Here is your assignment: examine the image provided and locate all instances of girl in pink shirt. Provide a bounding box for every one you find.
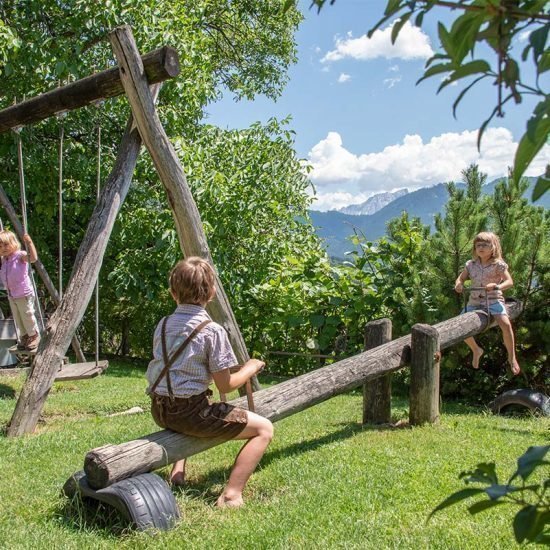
[454,232,520,376]
[0,230,40,351]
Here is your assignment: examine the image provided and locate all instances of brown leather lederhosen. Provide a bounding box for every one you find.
[149,316,248,439]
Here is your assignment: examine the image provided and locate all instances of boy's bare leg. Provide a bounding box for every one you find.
[464,336,483,369]
[495,315,520,375]
[170,459,186,486]
[216,412,273,508]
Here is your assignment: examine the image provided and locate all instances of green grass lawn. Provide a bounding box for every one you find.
[0,359,548,549]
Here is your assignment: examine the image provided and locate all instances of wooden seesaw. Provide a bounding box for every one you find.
[64,300,522,531]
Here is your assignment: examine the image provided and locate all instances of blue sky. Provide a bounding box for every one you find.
[207,0,549,211]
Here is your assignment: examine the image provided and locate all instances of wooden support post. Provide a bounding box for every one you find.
[362,318,392,424]
[109,26,259,391]
[409,324,440,426]
[0,47,179,133]
[0,184,86,363]
[7,116,143,436]
[83,301,522,489]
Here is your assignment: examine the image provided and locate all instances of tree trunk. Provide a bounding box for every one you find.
[0,184,86,363]
[84,302,521,488]
[109,26,259,392]
[362,318,392,424]
[7,116,143,436]
[121,318,130,356]
[0,47,179,133]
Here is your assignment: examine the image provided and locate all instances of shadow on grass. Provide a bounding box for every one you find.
[57,494,133,538]
[0,383,15,399]
[173,420,410,505]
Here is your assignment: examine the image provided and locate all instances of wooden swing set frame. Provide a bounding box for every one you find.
[1,26,257,437]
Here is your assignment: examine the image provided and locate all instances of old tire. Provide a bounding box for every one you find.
[490,389,550,417]
[64,471,180,531]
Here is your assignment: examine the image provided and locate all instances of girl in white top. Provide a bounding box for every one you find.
[454,232,520,375]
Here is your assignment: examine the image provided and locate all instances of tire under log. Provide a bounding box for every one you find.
[84,301,522,489]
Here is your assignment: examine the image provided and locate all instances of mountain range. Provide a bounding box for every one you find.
[310,177,549,259]
[336,189,409,215]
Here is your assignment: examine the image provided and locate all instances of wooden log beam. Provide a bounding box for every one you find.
[0,184,86,363]
[84,301,522,488]
[7,114,145,436]
[0,47,179,133]
[108,26,259,392]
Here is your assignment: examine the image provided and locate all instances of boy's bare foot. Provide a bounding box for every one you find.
[216,494,244,508]
[508,359,521,376]
[472,348,483,369]
[169,472,185,486]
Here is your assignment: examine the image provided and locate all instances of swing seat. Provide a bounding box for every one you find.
[4,357,108,382]
[55,360,109,382]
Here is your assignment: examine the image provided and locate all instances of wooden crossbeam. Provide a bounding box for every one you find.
[0,46,179,133]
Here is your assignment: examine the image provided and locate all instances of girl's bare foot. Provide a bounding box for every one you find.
[472,347,483,369]
[508,359,521,376]
[169,471,185,486]
[216,494,244,508]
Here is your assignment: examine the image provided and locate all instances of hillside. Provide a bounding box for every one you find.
[310,178,549,259]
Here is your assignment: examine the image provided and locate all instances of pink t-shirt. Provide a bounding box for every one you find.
[0,251,34,299]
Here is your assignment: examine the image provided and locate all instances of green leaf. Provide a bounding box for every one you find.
[532,174,550,202]
[513,103,550,185]
[428,488,484,520]
[282,0,295,13]
[384,0,402,16]
[310,314,325,327]
[417,62,454,85]
[528,24,549,61]
[391,13,411,45]
[513,445,550,482]
[438,60,491,93]
[538,51,550,74]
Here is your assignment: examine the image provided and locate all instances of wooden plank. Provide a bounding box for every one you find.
[0,360,108,382]
[84,301,522,489]
[55,360,109,381]
[109,26,259,392]
[0,47,179,133]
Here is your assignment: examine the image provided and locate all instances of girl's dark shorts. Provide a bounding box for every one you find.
[150,389,248,440]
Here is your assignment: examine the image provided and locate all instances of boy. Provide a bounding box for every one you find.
[146,257,273,507]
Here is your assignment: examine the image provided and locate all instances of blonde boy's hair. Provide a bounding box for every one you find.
[169,257,216,305]
[472,231,502,261]
[0,230,21,252]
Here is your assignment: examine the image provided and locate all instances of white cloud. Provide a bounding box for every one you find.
[337,73,351,83]
[389,64,400,72]
[383,76,401,88]
[322,22,434,63]
[307,129,550,209]
[518,30,531,43]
